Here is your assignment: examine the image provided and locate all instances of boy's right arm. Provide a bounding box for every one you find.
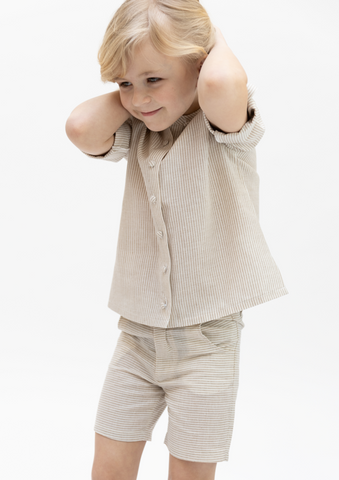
[65,89,130,156]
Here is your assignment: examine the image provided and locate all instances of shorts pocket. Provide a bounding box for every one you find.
[198,314,242,352]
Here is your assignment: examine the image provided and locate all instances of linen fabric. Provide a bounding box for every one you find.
[83,82,288,328]
[94,311,244,463]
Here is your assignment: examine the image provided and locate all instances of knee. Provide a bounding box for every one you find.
[91,467,112,480]
[92,469,120,480]
[92,462,138,480]
[92,464,119,480]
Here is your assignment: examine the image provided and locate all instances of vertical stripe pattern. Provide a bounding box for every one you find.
[94,311,244,463]
[83,82,288,328]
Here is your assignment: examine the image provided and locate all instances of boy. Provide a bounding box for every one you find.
[65,1,288,479]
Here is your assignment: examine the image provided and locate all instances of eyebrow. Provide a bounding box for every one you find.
[115,70,163,81]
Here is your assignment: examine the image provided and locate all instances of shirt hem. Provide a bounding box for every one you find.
[106,286,289,328]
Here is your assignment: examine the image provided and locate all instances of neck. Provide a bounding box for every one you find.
[184,90,200,115]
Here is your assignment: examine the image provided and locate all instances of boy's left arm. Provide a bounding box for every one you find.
[198,26,249,134]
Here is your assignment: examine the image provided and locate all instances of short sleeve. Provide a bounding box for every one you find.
[82,117,132,162]
[202,82,266,152]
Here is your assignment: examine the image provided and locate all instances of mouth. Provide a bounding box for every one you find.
[141,108,162,116]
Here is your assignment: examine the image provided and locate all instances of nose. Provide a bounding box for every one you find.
[132,88,151,108]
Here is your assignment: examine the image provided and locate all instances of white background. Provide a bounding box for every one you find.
[1,0,338,479]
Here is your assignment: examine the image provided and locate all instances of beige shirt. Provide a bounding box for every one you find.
[83,82,288,328]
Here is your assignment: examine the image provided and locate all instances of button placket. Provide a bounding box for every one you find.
[145,131,172,319]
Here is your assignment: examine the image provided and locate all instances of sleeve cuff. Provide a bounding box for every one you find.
[202,82,266,152]
[82,117,132,161]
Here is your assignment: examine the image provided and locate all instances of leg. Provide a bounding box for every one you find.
[92,433,146,480]
[92,325,167,479]
[162,314,244,467]
[168,453,217,480]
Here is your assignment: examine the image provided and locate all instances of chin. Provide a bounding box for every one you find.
[146,125,165,132]
[142,117,172,132]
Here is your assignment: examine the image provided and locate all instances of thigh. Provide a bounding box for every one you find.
[163,312,244,464]
[94,329,167,442]
[92,433,146,480]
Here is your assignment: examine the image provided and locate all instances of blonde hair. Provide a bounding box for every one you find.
[97,0,216,83]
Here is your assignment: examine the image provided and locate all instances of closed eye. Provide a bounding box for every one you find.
[119,78,162,88]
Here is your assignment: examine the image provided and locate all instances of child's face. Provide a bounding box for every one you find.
[116,38,205,131]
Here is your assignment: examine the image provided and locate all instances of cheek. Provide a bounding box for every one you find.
[169,80,193,101]
[119,91,131,108]
[182,76,196,95]
[160,85,182,104]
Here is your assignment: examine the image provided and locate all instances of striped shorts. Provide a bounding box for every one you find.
[94,311,245,463]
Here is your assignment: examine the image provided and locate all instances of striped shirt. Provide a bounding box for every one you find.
[83,82,288,328]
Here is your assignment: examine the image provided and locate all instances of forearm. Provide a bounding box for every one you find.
[198,26,248,90]
[65,89,130,148]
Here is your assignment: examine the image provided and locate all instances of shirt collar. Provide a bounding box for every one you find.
[169,109,201,142]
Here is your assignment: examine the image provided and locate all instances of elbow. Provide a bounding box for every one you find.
[65,116,84,142]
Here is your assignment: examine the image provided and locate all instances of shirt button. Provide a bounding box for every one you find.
[156,230,163,238]
[149,160,155,168]
[163,140,169,146]
[161,298,167,309]
[162,265,167,273]
[150,195,156,204]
